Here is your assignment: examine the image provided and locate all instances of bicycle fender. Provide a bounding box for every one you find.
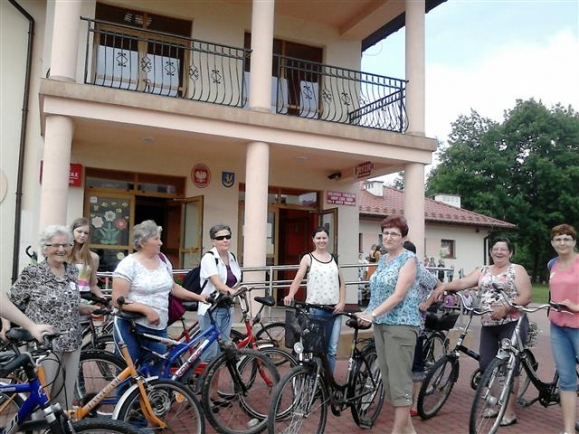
[110,376,160,419]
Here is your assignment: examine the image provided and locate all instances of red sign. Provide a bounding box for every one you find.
[39,162,83,187]
[326,191,356,206]
[354,161,373,179]
[191,163,211,188]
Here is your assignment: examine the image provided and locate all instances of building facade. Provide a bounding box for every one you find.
[2,0,444,304]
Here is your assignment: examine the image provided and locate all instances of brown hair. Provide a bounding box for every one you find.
[69,217,93,267]
[380,215,409,237]
[550,224,577,240]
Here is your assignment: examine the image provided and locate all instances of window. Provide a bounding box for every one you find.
[440,240,455,259]
[93,3,191,96]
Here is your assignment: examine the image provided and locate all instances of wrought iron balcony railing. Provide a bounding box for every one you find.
[82,18,407,132]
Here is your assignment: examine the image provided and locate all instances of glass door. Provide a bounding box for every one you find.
[180,195,204,268]
[318,207,338,255]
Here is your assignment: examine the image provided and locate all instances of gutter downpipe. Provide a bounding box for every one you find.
[9,0,35,284]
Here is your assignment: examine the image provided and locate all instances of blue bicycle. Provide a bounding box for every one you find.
[0,334,140,434]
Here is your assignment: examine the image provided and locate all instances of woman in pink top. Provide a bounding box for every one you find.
[548,224,579,434]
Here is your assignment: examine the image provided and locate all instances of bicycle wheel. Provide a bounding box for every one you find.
[516,349,537,406]
[417,355,459,419]
[255,321,286,348]
[82,334,116,354]
[267,365,328,434]
[258,346,297,374]
[75,350,126,414]
[469,357,513,434]
[201,348,279,434]
[68,417,142,434]
[0,392,30,434]
[115,378,204,433]
[350,345,384,428]
[423,332,447,369]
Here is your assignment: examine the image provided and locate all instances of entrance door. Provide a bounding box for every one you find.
[318,208,338,256]
[180,196,204,268]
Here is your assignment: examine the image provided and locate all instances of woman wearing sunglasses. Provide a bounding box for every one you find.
[198,224,242,410]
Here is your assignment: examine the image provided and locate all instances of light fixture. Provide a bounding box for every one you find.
[142,136,154,145]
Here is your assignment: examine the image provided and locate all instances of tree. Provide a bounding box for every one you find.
[426,99,579,281]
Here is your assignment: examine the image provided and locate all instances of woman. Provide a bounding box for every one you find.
[197,224,242,408]
[433,236,532,426]
[547,224,579,434]
[112,220,207,376]
[284,226,346,373]
[357,215,421,434]
[69,217,104,299]
[3,225,90,409]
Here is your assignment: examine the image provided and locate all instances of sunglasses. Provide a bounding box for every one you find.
[213,235,232,241]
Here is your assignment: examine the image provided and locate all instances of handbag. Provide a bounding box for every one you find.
[168,294,186,325]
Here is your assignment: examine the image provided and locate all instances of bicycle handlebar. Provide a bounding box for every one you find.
[453,291,494,316]
[491,283,573,315]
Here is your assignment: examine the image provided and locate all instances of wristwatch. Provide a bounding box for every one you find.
[371,311,377,319]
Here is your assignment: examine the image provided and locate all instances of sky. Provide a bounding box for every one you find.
[362,0,579,157]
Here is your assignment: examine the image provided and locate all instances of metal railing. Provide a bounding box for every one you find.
[81,18,408,133]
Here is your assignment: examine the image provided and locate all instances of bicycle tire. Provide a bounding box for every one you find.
[68,417,142,434]
[349,345,384,428]
[255,321,286,348]
[267,364,328,434]
[0,391,32,434]
[115,377,204,433]
[469,357,513,434]
[75,350,126,415]
[417,355,459,419]
[257,346,297,373]
[82,334,116,354]
[516,349,537,405]
[423,332,447,369]
[201,348,279,434]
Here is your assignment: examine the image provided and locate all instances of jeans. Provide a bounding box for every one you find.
[550,322,579,391]
[199,307,233,362]
[113,317,167,377]
[310,308,341,373]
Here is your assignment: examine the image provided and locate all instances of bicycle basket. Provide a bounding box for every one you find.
[525,320,539,348]
[284,310,330,355]
[424,312,459,331]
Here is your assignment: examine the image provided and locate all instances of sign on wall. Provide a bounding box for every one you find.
[354,161,373,179]
[326,191,356,206]
[39,162,83,187]
[191,163,211,188]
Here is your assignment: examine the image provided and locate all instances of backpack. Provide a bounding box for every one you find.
[182,251,239,294]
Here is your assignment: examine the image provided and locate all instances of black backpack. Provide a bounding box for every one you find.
[181,251,239,294]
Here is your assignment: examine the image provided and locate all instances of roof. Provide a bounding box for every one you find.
[359,186,517,229]
[362,0,448,51]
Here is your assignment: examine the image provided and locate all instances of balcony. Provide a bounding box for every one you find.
[82,18,408,133]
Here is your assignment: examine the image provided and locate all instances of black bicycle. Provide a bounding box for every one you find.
[417,291,493,419]
[267,302,384,433]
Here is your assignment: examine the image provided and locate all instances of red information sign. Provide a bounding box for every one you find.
[39,162,83,187]
[191,163,211,188]
[354,161,373,179]
[326,191,356,206]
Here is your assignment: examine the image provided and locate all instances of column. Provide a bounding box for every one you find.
[38,115,74,231]
[405,0,425,135]
[49,0,82,81]
[244,0,274,309]
[405,163,425,258]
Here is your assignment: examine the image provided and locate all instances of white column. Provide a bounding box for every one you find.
[49,0,82,81]
[248,0,275,112]
[38,115,74,231]
[405,0,425,135]
[404,163,425,258]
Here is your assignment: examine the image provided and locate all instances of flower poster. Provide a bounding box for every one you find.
[88,196,130,247]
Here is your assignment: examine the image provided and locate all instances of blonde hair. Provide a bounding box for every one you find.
[69,217,92,268]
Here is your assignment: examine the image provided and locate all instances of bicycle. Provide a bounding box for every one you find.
[422,306,460,369]
[469,286,578,434]
[267,301,384,434]
[417,291,494,419]
[0,333,141,434]
[116,289,281,434]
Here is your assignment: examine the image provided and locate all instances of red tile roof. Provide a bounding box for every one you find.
[359,186,516,229]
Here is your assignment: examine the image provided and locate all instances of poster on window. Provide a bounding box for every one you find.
[88,196,130,246]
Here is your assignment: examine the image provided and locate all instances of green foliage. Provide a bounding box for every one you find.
[427,99,579,282]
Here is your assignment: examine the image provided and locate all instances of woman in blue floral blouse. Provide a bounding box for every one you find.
[357,215,421,434]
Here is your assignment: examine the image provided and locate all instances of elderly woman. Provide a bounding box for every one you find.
[197,224,242,410]
[2,225,89,409]
[433,236,532,426]
[112,220,207,376]
[357,215,421,434]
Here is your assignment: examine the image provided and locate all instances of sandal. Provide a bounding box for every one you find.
[499,415,517,427]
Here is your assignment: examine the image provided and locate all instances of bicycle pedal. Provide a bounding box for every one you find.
[330,404,341,417]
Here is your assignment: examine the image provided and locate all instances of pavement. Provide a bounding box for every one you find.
[203,305,573,434]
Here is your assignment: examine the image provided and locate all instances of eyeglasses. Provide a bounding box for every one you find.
[213,235,232,241]
[383,231,402,238]
[46,243,73,249]
[552,236,575,243]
